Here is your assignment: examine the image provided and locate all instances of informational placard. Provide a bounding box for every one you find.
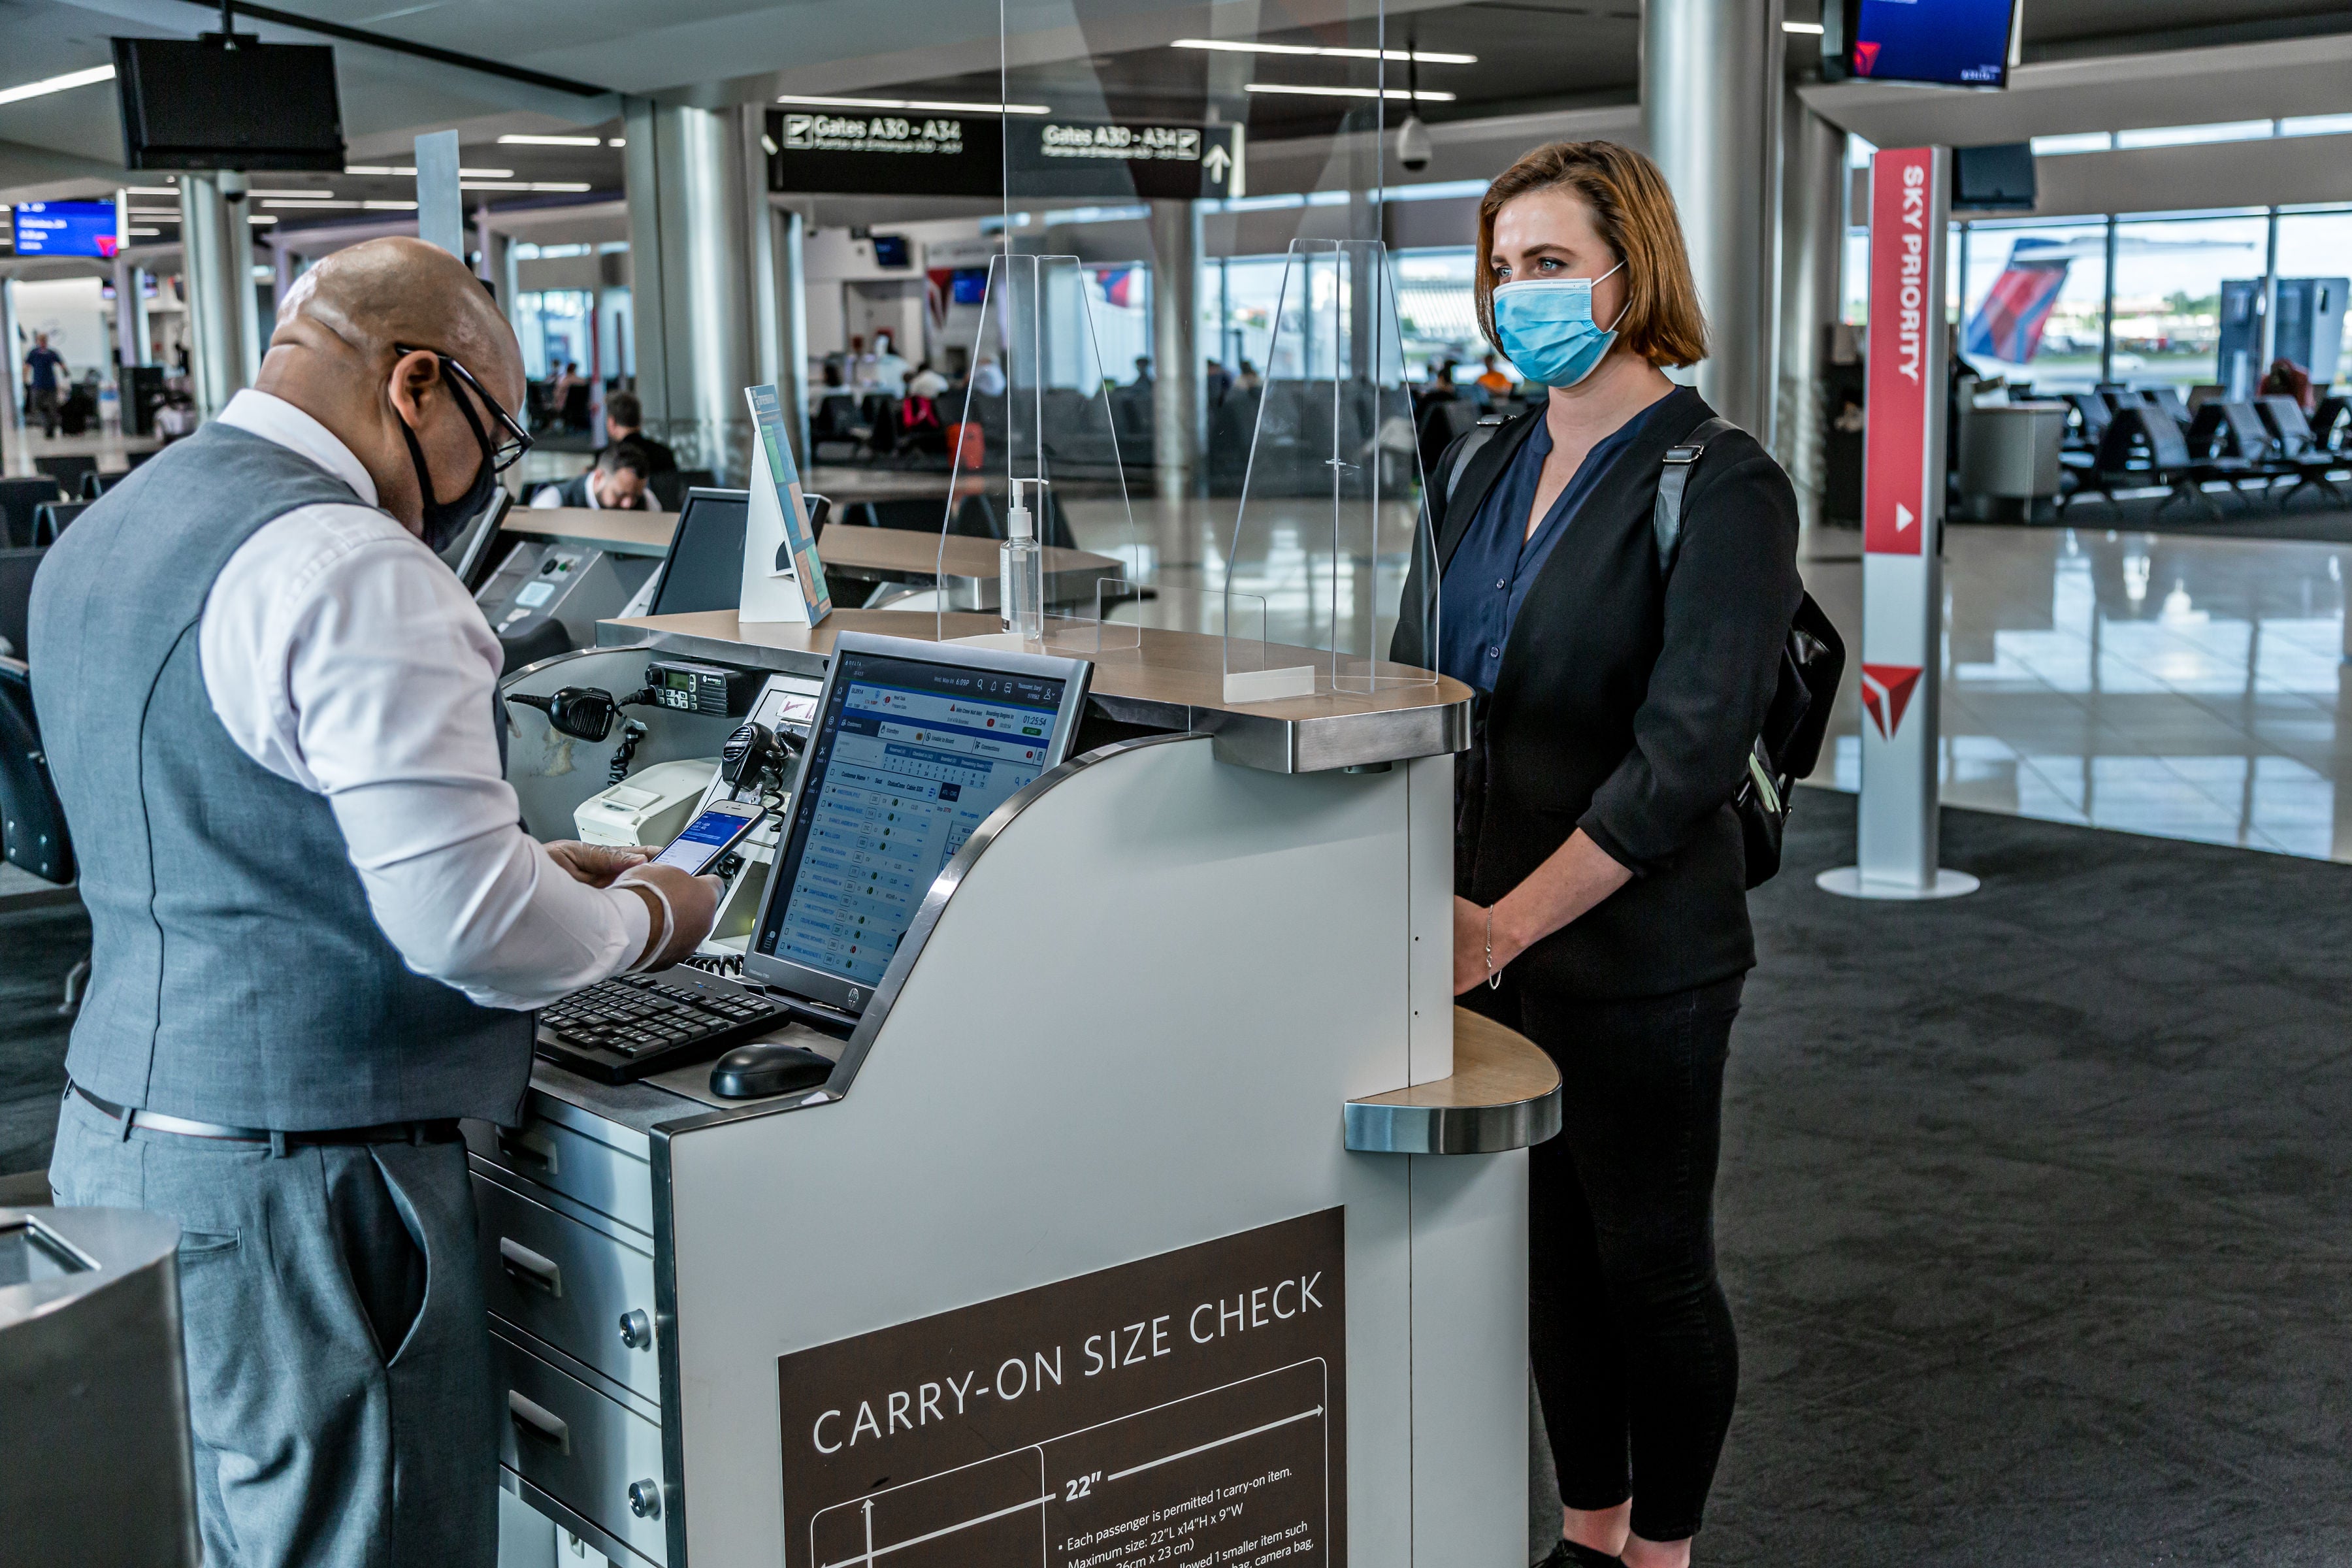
[777,1209,1345,1568]
[1819,144,1978,902]
[742,384,830,626]
[766,111,1241,201]
[768,110,1004,197]
[12,199,122,259]
[1005,120,1243,201]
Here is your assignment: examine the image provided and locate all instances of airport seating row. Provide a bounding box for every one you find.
[2058,387,2351,518]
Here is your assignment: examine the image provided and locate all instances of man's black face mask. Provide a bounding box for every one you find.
[397,363,499,553]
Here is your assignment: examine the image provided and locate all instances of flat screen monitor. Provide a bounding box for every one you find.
[1952,142,2036,211]
[112,36,346,171]
[1848,0,2016,88]
[950,267,990,306]
[12,201,120,259]
[647,487,749,617]
[871,233,911,269]
[745,632,1093,1019]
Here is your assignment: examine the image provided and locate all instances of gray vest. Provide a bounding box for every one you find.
[29,421,532,1130]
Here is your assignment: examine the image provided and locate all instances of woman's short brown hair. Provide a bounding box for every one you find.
[1475,140,1707,369]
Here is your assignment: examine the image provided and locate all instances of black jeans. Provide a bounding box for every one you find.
[1471,972,1744,1543]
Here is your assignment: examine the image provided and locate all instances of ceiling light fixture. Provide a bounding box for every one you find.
[1782,19,1825,33]
[774,93,1051,116]
[247,214,277,224]
[343,165,514,178]
[459,180,594,191]
[263,199,362,208]
[363,199,419,210]
[125,185,178,196]
[608,137,625,147]
[0,63,116,109]
[1175,39,1476,64]
[1243,83,1456,101]
[127,227,159,237]
[497,133,604,146]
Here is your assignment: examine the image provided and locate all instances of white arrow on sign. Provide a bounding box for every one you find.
[1895,502,1914,532]
[1203,143,1232,184]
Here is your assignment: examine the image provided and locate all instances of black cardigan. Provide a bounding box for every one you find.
[1392,389,1803,1001]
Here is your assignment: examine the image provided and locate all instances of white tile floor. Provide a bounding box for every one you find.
[1802,525,2352,862]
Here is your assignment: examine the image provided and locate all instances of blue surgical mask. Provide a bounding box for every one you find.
[1492,261,1627,389]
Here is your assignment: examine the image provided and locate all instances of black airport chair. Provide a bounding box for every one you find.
[31,501,88,546]
[2310,395,2350,453]
[80,470,126,500]
[0,547,42,664]
[0,477,63,549]
[2256,397,2351,510]
[2142,386,2193,429]
[33,454,97,495]
[2061,405,2223,521]
[0,656,73,886]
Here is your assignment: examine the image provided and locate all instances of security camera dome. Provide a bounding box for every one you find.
[1396,116,1433,173]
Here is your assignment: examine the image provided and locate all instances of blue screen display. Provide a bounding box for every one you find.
[1852,0,2014,88]
[12,201,120,259]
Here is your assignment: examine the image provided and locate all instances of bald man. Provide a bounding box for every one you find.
[31,237,719,1567]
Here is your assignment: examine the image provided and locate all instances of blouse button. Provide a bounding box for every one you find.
[1495,578,1508,590]
[1487,646,1501,659]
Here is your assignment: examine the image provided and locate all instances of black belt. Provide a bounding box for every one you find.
[71,1083,461,1148]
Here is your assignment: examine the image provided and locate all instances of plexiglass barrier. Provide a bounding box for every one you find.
[1220,237,1438,702]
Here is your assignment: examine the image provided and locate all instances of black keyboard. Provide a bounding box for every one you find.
[535,971,798,1084]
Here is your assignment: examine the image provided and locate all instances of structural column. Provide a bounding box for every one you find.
[179,174,258,420]
[623,99,761,483]
[1149,199,1202,499]
[1774,92,1846,526]
[1643,0,1783,436]
[0,279,24,474]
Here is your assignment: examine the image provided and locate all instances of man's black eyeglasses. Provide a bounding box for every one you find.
[393,343,533,473]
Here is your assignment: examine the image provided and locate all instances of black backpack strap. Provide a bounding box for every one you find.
[1653,416,1737,575]
[1445,415,1507,506]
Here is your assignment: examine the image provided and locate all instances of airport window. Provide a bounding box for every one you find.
[1390,248,1480,376]
[2272,208,2352,372]
[515,288,594,384]
[2108,214,2268,391]
[2115,120,2274,151]
[1955,220,2109,393]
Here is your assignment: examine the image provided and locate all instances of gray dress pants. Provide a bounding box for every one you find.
[49,1091,496,1568]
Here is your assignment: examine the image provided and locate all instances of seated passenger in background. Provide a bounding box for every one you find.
[533,442,660,512]
[907,360,949,399]
[1475,351,1516,400]
[2262,357,2316,414]
[596,391,678,474]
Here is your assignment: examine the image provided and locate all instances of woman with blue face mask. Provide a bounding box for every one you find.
[1391,141,1804,1568]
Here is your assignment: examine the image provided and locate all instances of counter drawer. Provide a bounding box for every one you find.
[472,1171,661,1403]
[464,1108,653,1235]
[491,1325,668,1567]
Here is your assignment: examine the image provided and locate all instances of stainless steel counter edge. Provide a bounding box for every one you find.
[1341,1079,1565,1155]
[602,621,1471,774]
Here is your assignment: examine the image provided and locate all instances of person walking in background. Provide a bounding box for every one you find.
[24,333,66,438]
[1394,140,1803,1568]
[1476,350,1516,401]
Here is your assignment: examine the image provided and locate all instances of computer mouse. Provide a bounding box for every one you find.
[710,1042,835,1100]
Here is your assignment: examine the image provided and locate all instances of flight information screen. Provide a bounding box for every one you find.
[756,648,1069,996]
[1851,0,2015,88]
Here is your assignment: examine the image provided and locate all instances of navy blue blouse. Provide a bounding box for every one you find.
[1435,389,1683,692]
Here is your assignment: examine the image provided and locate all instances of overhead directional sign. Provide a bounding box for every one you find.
[766,110,1242,201]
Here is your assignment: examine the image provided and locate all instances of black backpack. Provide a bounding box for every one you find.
[1441,414,1845,887]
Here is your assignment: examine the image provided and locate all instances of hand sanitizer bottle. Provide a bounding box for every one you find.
[1001,478,1044,639]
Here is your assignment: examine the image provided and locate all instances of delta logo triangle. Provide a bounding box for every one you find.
[1860,662,1923,740]
[1854,39,1881,74]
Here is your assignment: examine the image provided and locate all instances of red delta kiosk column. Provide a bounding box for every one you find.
[1818,144,1980,902]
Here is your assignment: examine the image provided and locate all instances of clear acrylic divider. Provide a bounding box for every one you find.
[939,252,1145,655]
[1220,237,1439,703]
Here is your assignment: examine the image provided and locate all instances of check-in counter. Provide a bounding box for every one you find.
[481,611,1559,1567]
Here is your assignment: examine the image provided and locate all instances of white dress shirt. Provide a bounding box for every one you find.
[201,389,647,1011]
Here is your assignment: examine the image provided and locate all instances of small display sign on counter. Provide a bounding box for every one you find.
[777,1209,1343,1568]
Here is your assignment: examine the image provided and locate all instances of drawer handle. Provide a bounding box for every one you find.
[628,1479,662,1520]
[496,1126,559,1175]
[508,1391,570,1455]
[498,1237,563,1297]
[617,1309,652,1350]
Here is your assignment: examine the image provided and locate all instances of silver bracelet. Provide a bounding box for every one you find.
[1484,906,1502,990]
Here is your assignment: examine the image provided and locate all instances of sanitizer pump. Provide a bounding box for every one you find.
[1000,478,1045,639]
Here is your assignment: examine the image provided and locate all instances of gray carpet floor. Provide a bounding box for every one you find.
[6,795,2351,1561]
[1709,787,2352,1564]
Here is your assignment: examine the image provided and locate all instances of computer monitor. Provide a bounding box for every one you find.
[743,632,1093,1020]
[647,487,749,617]
[438,486,510,592]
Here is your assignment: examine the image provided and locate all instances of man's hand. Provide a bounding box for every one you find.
[616,863,723,971]
[545,840,649,887]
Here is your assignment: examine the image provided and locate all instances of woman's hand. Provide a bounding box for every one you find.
[1454,896,1517,994]
[544,840,649,887]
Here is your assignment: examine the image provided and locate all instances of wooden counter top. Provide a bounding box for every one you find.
[506,506,674,555]
[1343,1008,1563,1154]
[596,609,1474,773]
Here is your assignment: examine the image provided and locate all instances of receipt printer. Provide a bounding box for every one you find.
[574,759,719,848]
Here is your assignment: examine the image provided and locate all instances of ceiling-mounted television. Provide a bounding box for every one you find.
[112,35,346,171]
[12,200,122,259]
[1952,142,2036,211]
[1824,0,2020,89]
